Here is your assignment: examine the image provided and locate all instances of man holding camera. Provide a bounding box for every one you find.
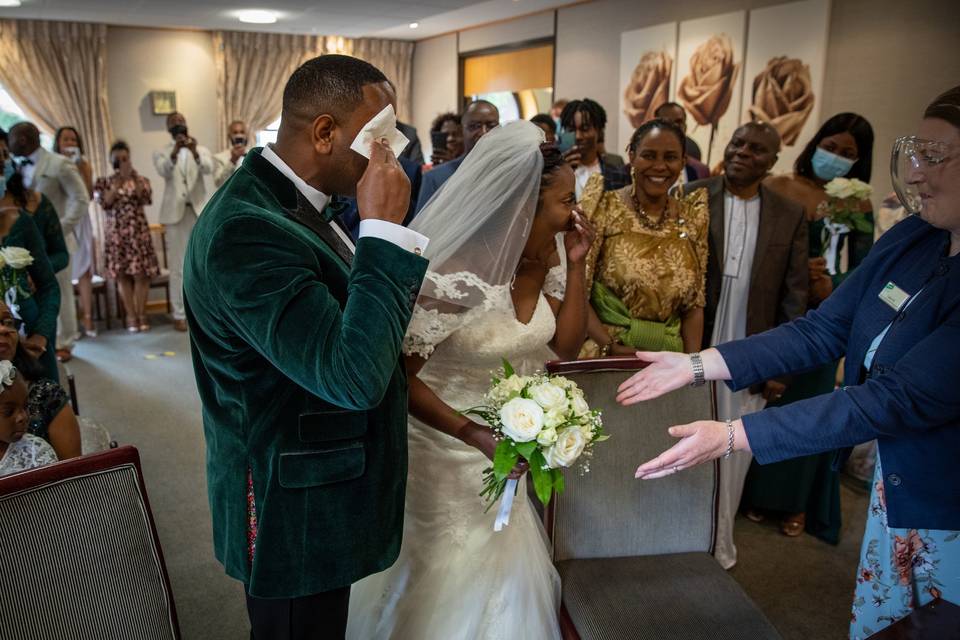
[153,112,213,332]
[214,120,249,188]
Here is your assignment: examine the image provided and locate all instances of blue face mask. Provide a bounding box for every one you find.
[0,159,14,199]
[811,147,856,181]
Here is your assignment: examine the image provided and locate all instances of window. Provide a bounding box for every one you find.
[0,84,53,149]
[256,116,281,147]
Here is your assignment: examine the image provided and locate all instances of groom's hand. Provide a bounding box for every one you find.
[356,139,411,225]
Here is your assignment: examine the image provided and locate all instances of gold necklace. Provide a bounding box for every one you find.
[631,188,669,231]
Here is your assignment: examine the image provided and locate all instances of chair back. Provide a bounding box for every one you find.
[0,446,180,639]
[547,358,718,562]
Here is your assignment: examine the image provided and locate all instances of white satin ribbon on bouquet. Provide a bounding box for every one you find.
[493,478,519,532]
[4,288,23,335]
[821,219,850,276]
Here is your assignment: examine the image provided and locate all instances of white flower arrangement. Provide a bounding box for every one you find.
[0,247,34,301]
[0,247,34,270]
[0,360,17,388]
[463,359,608,512]
[823,177,872,201]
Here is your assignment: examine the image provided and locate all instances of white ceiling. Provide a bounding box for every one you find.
[0,0,573,40]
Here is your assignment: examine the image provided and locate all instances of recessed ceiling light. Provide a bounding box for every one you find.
[409,22,420,29]
[237,9,277,24]
[0,0,23,7]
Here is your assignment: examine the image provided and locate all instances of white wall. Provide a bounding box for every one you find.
[106,26,220,222]
[458,12,554,54]
[412,33,459,160]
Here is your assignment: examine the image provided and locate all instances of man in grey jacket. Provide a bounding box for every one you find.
[9,122,89,358]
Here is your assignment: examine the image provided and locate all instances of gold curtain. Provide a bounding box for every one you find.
[0,19,115,274]
[0,20,114,178]
[212,31,414,148]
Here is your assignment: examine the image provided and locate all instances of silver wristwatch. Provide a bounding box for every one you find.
[690,352,706,387]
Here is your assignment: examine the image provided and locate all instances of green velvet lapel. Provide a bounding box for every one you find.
[242,147,353,266]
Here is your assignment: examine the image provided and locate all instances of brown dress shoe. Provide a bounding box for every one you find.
[173,319,188,332]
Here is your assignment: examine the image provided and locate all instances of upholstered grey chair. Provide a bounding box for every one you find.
[0,446,180,639]
[546,358,780,640]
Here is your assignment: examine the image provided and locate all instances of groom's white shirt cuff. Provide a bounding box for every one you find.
[262,144,428,256]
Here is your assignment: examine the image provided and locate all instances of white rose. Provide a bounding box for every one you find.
[499,397,544,443]
[578,423,595,441]
[571,393,590,418]
[544,427,587,468]
[490,374,527,403]
[848,178,873,200]
[537,427,558,446]
[543,408,566,429]
[0,360,15,388]
[529,382,568,412]
[551,376,577,391]
[0,247,33,269]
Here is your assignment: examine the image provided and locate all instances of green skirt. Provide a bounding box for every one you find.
[740,361,842,544]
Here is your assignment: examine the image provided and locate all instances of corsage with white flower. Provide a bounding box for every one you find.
[0,360,17,388]
[462,360,608,531]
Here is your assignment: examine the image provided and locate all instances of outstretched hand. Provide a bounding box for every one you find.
[616,351,694,405]
[634,420,744,479]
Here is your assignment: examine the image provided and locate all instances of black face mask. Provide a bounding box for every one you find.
[168,124,188,139]
[112,158,121,170]
[231,136,247,146]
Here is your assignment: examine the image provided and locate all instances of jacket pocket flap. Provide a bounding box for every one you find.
[298,410,367,443]
[279,444,365,489]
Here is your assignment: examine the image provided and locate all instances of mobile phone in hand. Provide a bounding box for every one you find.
[557,129,576,154]
[430,130,447,153]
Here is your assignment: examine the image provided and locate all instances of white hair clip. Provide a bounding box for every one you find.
[0,360,17,388]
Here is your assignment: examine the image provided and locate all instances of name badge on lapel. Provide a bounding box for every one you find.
[878,282,910,312]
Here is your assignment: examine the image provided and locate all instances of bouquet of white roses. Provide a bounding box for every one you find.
[816,177,873,275]
[462,360,607,530]
[0,247,34,299]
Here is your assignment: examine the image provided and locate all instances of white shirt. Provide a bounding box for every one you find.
[17,148,42,188]
[574,160,601,200]
[261,144,428,255]
[711,191,762,420]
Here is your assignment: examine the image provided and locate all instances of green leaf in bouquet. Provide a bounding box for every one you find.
[852,215,874,234]
[493,439,519,482]
[552,468,565,495]
[593,434,611,443]
[514,440,538,460]
[501,358,515,379]
[529,449,554,506]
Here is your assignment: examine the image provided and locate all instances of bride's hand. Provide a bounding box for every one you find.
[616,351,694,405]
[458,422,529,479]
[564,207,595,266]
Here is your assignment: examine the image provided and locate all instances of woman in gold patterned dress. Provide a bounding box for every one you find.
[581,119,709,357]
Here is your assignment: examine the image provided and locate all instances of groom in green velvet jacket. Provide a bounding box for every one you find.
[184,56,428,638]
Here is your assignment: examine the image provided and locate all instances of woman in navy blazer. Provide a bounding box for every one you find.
[618,86,960,638]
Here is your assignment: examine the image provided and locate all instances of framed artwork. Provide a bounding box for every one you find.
[150,91,177,116]
[742,0,832,172]
[675,10,748,167]
[618,22,678,156]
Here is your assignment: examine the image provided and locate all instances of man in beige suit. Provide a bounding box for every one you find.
[152,112,213,331]
[9,122,90,359]
[213,120,248,187]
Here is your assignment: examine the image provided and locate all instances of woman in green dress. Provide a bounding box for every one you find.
[744,113,875,540]
[0,142,61,382]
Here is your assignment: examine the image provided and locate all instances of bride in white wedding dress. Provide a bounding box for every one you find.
[347,121,594,639]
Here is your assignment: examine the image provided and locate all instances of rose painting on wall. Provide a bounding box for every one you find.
[618,22,679,156]
[675,11,747,166]
[742,0,831,173]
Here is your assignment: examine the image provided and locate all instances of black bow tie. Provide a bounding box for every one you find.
[16,158,33,167]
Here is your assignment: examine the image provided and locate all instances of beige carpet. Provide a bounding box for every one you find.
[67,322,867,639]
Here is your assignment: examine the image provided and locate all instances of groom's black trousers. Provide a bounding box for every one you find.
[246,586,351,640]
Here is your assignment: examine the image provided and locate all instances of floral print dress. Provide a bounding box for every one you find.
[94,172,161,279]
[850,459,959,638]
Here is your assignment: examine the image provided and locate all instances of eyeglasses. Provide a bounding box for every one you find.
[0,317,22,332]
[893,136,957,168]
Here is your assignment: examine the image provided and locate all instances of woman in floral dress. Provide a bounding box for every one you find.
[94,141,160,332]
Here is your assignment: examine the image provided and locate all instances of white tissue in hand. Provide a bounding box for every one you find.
[349,104,409,159]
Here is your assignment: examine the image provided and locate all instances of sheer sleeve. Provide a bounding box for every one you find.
[542,233,567,301]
